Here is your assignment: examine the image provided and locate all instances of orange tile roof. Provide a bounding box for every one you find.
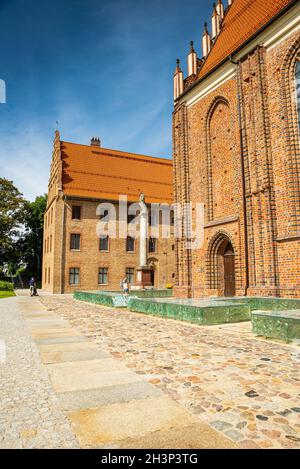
[198,0,295,80]
[60,141,173,204]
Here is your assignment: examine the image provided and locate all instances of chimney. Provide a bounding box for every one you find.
[211,3,220,39]
[173,59,184,101]
[216,0,224,20]
[228,0,233,6]
[187,41,197,76]
[90,137,101,147]
[202,23,212,58]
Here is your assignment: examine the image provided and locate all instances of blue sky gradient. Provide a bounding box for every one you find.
[0,0,213,200]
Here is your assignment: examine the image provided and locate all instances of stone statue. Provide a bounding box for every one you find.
[139,193,148,268]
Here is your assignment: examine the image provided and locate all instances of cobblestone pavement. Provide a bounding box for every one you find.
[1,293,235,449]
[39,295,300,449]
[0,296,79,448]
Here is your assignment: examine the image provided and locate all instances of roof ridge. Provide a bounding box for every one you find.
[180,0,296,97]
[60,140,171,164]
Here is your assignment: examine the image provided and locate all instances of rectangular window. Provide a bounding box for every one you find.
[170,210,175,226]
[70,234,81,250]
[99,236,109,251]
[149,237,157,253]
[126,236,135,252]
[98,267,108,285]
[126,268,135,284]
[69,268,80,285]
[72,206,81,220]
[149,211,159,227]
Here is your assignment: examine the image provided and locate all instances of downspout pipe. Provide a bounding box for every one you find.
[229,55,250,294]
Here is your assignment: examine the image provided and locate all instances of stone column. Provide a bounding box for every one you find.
[139,193,148,268]
[136,193,153,288]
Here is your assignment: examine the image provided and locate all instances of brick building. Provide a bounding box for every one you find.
[173,0,300,298]
[42,132,175,293]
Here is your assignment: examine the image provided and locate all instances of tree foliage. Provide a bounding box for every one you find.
[0,177,47,281]
[0,178,27,270]
[20,194,47,279]
[0,178,26,248]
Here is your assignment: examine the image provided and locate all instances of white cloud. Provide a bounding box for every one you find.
[0,125,51,201]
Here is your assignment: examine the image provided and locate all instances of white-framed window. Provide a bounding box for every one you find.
[148,237,157,253]
[99,236,109,251]
[98,267,108,285]
[126,236,135,252]
[126,267,135,284]
[69,268,80,285]
[70,233,81,250]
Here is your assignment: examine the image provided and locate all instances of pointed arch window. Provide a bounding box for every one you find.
[296,60,300,130]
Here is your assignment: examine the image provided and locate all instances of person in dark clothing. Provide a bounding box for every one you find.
[29,277,38,296]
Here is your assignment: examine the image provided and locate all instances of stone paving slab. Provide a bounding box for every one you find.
[47,359,142,393]
[58,381,163,412]
[26,319,69,328]
[31,328,82,339]
[40,348,109,364]
[67,396,200,448]
[21,312,58,319]
[116,422,236,449]
[37,341,101,353]
[35,336,88,345]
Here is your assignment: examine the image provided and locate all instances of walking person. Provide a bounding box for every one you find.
[122,277,129,295]
[29,277,35,296]
[29,277,38,296]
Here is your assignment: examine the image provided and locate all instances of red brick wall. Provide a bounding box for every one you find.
[173,29,300,298]
[43,198,175,294]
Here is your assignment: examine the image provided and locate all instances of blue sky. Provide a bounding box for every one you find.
[0,0,213,200]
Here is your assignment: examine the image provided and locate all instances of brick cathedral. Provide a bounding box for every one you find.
[173,0,300,298]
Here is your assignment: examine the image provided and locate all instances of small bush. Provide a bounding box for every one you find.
[0,281,14,291]
[0,291,15,299]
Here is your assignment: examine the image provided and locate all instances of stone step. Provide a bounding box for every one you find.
[252,309,300,343]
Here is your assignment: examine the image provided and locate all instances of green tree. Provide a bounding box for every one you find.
[0,178,27,271]
[20,194,47,281]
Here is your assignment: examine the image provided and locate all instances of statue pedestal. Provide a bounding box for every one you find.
[136,267,153,289]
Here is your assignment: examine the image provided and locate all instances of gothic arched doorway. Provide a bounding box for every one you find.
[207,234,236,297]
[222,242,236,297]
[147,258,158,287]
